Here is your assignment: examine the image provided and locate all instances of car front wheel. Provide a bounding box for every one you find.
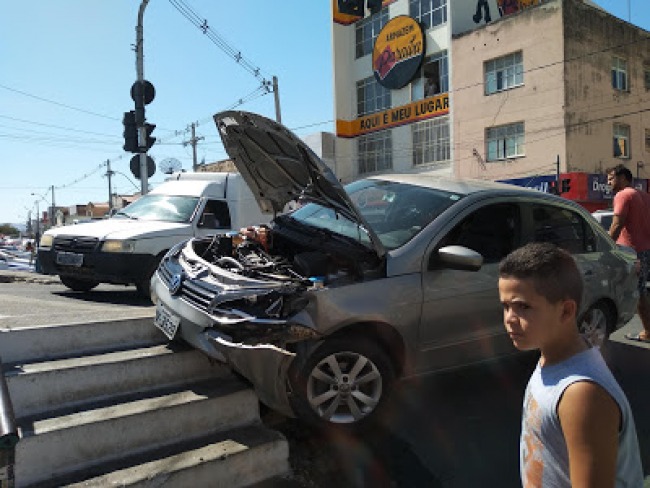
[579,301,615,348]
[290,337,395,430]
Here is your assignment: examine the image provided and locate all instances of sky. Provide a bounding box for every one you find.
[1,0,648,227]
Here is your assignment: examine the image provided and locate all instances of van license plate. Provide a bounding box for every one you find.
[155,302,180,340]
[56,252,83,267]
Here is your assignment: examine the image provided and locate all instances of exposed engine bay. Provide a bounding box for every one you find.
[179,224,384,344]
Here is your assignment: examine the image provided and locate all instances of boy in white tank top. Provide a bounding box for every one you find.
[498,242,643,487]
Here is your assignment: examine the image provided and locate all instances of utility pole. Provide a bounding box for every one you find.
[272,76,282,124]
[186,123,204,171]
[35,200,40,239]
[50,185,56,228]
[106,160,114,212]
[136,0,151,195]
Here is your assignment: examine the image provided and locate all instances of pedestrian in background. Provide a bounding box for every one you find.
[607,164,650,343]
[498,242,643,487]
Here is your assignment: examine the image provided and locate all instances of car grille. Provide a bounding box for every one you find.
[158,260,214,313]
[53,236,99,253]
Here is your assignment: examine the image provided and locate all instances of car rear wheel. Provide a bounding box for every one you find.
[579,301,615,348]
[290,337,395,430]
[59,276,99,292]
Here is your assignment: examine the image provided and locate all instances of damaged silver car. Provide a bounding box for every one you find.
[151,111,639,429]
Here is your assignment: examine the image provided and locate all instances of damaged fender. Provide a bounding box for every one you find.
[208,333,297,417]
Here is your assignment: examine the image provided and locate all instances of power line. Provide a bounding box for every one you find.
[0,114,119,138]
[0,83,120,121]
[168,0,271,86]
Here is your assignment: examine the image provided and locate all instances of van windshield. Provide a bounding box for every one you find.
[113,195,200,223]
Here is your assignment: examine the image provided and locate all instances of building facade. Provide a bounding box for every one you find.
[332,0,650,210]
[333,0,453,183]
[452,0,650,210]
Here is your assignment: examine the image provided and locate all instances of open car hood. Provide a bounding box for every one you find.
[213,111,386,258]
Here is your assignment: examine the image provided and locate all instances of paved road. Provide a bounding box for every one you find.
[0,271,153,329]
[1,270,648,486]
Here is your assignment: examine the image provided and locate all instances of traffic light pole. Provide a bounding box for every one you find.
[136,0,151,195]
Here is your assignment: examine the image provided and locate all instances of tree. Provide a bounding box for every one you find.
[0,224,20,236]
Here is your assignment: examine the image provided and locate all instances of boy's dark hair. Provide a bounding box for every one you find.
[499,242,583,309]
[607,164,633,182]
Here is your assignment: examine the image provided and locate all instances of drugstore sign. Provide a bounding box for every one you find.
[373,16,425,89]
[336,93,449,138]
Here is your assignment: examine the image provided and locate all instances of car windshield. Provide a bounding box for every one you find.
[289,179,463,250]
[113,195,199,223]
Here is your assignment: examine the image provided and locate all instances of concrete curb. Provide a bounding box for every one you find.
[0,270,59,284]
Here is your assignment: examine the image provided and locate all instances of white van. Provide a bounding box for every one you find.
[37,172,270,298]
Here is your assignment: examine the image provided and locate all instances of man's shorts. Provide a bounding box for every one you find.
[638,249,650,295]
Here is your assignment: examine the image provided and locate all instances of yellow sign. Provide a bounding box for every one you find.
[336,94,450,138]
[372,16,424,89]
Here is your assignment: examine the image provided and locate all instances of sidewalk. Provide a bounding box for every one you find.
[0,269,60,284]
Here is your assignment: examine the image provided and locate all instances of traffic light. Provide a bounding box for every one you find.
[548,180,559,195]
[143,123,156,151]
[122,111,138,153]
[561,178,571,194]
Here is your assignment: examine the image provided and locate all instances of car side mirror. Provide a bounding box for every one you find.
[198,213,218,229]
[433,245,483,271]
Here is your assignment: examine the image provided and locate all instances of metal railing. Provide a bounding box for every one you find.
[0,359,18,488]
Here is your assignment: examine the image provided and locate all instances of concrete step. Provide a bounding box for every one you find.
[55,425,289,488]
[15,377,261,487]
[0,317,163,364]
[7,343,229,418]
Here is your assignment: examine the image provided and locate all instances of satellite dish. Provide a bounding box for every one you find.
[159,158,182,175]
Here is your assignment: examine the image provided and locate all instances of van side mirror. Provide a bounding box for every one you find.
[198,213,218,228]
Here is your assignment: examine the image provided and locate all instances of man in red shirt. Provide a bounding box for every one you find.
[607,164,650,342]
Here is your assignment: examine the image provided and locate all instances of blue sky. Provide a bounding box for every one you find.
[0,0,648,226]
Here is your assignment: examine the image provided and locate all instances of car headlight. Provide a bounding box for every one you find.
[39,234,53,247]
[102,239,136,253]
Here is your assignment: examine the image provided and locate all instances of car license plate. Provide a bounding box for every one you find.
[154,301,181,340]
[56,251,84,267]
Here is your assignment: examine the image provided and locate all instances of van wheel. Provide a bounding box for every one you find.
[136,255,164,302]
[60,276,99,292]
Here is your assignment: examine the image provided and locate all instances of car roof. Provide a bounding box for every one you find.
[368,173,539,196]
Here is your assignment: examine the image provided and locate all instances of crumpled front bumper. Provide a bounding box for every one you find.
[151,270,302,417]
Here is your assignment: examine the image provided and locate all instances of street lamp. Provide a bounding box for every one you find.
[637,161,644,179]
[31,193,49,238]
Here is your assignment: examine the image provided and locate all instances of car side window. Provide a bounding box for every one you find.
[530,204,595,254]
[439,203,520,264]
[200,200,232,229]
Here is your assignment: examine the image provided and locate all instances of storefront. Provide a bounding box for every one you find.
[499,172,649,213]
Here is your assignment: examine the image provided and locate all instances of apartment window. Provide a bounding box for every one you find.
[613,124,630,158]
[612,57,628,91]
[486,122,525,161]
[358,130,392,174]
[355,9,389,59]
[410,0,447,30]
[412,51,449,99]
[412,117,450,165]
[485,52,523,95]
[357,76,391,117]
